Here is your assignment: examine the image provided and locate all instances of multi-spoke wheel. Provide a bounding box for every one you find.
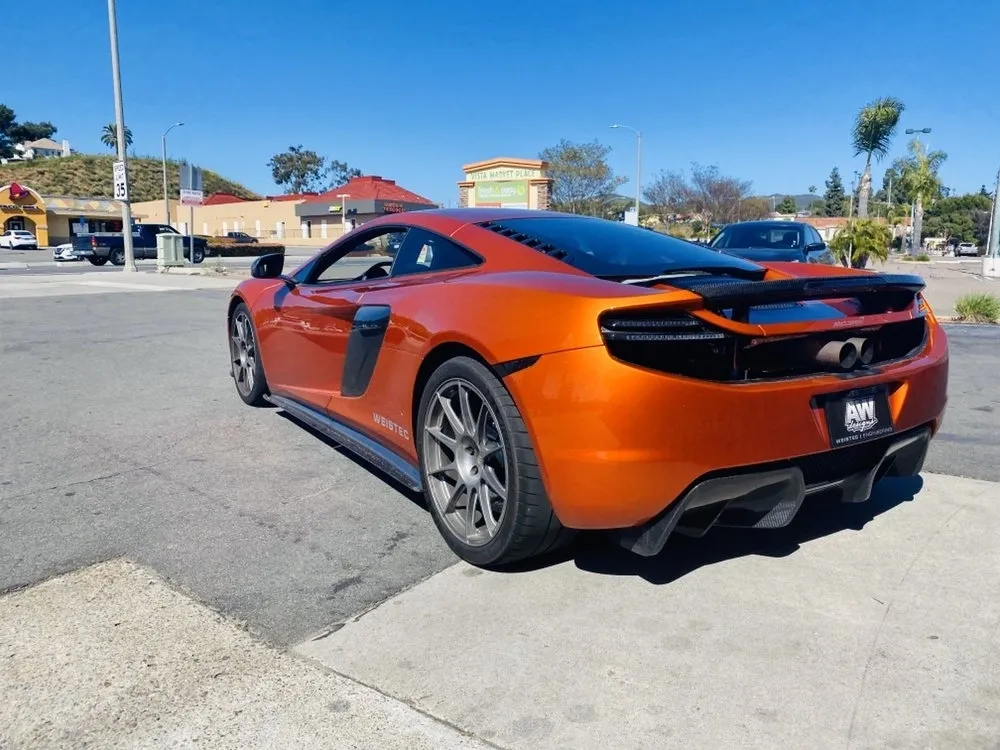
[229,302,268,406]
[417,356,575,567]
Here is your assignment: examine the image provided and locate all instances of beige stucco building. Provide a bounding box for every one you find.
[458,157,553,210]
[132,175,438,247]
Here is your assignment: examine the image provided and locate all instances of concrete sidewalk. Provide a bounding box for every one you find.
[0,560,492,750]
[298,472,1000,750]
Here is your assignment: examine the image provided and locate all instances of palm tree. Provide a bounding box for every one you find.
[100,122,133,153]
[897,138,947,254]
[852,96,905,219]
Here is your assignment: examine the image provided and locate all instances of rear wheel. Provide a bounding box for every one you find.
[229,303,268,406]
[417,356,575,567]
[110,248,125,266]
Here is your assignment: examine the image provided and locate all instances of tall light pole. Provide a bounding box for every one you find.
[610,124,642,223]
[161,121,184,227]
[106,0,136,272]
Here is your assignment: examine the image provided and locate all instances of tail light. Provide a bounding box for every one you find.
[599,310,737,380]
[91,236,97,248]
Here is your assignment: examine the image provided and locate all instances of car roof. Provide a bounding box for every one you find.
[359,207,578,236]
[721,220,809,230]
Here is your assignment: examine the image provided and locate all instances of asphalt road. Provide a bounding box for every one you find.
[0,288,996,647]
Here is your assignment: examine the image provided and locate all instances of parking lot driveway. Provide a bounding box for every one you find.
[0,290,458,644]
[299,472,1000,750]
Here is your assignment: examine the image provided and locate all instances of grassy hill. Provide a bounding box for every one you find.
[0,154,261,203]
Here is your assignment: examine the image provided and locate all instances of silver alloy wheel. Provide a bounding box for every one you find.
[230,311,257,397]
[422,378,509,547]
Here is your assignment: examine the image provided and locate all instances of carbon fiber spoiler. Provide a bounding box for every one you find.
[669,273,926,310]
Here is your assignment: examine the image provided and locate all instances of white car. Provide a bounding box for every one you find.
[0,229,38,249]
[53,243,81,261]
[953,242,978,257]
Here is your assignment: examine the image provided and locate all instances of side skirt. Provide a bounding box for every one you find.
[266,393,424,493]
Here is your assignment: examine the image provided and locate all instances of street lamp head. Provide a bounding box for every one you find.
[610,124,620,128]
[905,127,931,134]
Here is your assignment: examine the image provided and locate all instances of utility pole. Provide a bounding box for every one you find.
[981,166,1000,277]
[610,124,642,223]
[106,0,136,272]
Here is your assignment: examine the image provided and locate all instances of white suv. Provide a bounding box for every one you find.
[0,230,38,249]
[954,242,978,257]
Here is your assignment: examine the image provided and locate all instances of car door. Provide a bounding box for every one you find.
[263,226,409,412]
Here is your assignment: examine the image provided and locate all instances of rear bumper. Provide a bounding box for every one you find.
[503,321,948,530]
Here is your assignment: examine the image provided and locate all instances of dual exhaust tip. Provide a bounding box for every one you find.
[815,337,875,370]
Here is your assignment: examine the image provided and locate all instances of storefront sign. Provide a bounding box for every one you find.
[383,202,405,213]
[466,167,542,181]
[0,203,42,213]
[475,180,528,206]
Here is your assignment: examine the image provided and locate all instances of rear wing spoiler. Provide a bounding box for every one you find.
[669,273,925,311]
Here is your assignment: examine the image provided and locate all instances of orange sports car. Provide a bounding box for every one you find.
[227,209,948,567]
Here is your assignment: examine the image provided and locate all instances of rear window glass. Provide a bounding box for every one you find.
[480,216,760,278]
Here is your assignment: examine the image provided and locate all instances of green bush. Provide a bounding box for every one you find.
[206,242,285,257]
[954,293,1000,324]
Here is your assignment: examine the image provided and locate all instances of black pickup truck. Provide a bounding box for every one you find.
[72,223,207,266]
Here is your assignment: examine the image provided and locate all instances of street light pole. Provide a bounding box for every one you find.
[161,122,184,227]
[337,193,350,234]
[610,124,642,223]
[106,0,136,272]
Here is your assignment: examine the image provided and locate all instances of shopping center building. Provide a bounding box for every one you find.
[132,175,438,246]
[457,157,553,210]
[1,182,142,246]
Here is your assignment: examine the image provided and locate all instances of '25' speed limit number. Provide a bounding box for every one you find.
[113,161,129,201]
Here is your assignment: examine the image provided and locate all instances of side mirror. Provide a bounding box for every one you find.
[805,241,827,252]
[250,252,286,280]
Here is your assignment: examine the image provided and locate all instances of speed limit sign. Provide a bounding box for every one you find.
[113,161,129,201]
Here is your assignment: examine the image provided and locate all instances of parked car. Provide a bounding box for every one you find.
[71,223,206,266]
[709,220,835,264]
[0,229,38,249]
[52,243,82,261]
[226,208,947,568]
[953,242,978,257]
[225,231,258,244]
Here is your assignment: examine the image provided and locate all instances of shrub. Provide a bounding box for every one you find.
[829,219,891,268]
[206,242,285,257]
[954,292,1000,324]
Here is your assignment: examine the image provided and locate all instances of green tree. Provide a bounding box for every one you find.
[9,121,57,143]
[808,184,817,194]
[829,218,892,268]
[101,122,133,153]
[539,139,626,215]
[896,138,947,252]
[0,104,16,158]
[267,145,361,194]
[823,167,847,216]
[851,96,905,218]
[776,195,797,213]
[922,193,992,247]
[808,199,826,215]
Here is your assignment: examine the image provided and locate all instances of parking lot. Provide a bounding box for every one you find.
[2,278,999,748]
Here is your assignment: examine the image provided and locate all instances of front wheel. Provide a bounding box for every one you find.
[192,247,205,264]
[88,257,108,266]
[416,356,575,568]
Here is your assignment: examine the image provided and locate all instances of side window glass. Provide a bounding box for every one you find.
[391,229,480,277]
[311,228,409,283]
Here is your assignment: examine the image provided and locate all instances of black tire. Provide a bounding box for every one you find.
[416,356,575,568]
[229,302,269,406]
[192,247,205,264]
[88,257,108,266]
[110,248,125,266]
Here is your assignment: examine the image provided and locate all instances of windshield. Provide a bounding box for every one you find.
[711,224,804,250]
[480,216,762,278]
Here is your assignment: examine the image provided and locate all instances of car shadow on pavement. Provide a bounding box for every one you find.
[504,475,924,584]
[275,412,428,511]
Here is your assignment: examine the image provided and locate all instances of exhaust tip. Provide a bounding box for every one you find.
[816,340,858,370]
[847,337,874,366]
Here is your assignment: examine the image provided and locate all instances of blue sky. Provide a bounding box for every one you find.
[8,0,999,202]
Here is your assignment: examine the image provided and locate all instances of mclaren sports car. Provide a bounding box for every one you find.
[226,209,948,567]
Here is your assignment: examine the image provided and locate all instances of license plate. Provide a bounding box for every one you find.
[824,386,895,447]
